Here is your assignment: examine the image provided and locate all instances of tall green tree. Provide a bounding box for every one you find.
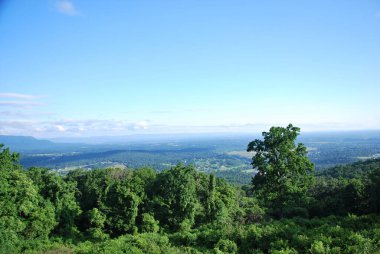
[0,144,21,172]
[27,167,81,237]
[0,145,56,252]
[247,124,314,217]
[103,172,141,235]
[206,173,216,222]
[153,164,198,231]
[368,168,380,213]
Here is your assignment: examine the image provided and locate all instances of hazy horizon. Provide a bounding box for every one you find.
[1,1,380,138]
[2,129,380,144]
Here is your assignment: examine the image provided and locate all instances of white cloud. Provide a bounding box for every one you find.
[0,118,379,138]
[55,0,78,16]
[0,92,43,108]
[0,119,154,138]
[133,120,150,130]
[55,125,67,132]
[0,111,27,117]
[0,101,42,108]
[0,93,40,99]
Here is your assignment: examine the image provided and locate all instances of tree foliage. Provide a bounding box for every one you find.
[247,124,314,217]
[0,125,380,253]
[0,145,56,252]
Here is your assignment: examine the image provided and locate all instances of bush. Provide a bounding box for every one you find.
[141,213,160,233]
[309,241,326,254]
[214,239,237,254]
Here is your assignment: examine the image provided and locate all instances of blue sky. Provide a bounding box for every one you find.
[1,0,380,138]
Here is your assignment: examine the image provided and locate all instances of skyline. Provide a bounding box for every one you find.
[1,1,380,138]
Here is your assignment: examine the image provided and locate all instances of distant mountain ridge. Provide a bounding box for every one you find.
[49,132,256,144]
[0,135,78,153]
[0,135,54,145]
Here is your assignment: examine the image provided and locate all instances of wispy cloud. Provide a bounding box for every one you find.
[0,93,40,99]
[55,0,79,16]
[0,92,44,109]
[0,118,378,138]
[0,101,43,108]
[0,111,54,118]
[0,119,154,137]
[150,110,171,114]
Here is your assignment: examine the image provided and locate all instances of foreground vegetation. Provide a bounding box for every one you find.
[1,125,380,253]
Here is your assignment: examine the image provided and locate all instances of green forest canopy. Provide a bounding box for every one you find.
[0,125,380,253]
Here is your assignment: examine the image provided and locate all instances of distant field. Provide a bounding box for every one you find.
[226,150,254,158]
[3,132,380,184]
[357,153,380,160]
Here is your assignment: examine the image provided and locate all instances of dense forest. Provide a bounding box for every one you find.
[1,125,380,253]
